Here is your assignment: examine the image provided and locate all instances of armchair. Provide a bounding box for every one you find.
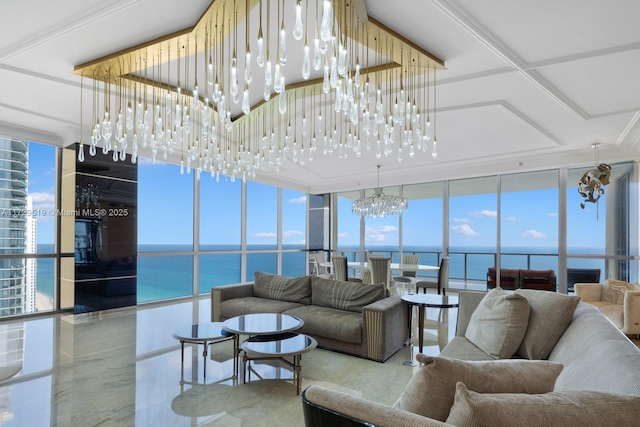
[575,280,640,336]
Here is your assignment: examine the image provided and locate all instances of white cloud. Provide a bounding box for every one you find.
[364,225,397,243]
[29,191,55,210]
[253,232,277,238]
[521,229,547,239]
[365,232,388,243]
[452,217,471,224]
[470,210,497,218]
[283,230,304,238]
[451,224,479,236]
[289,196,307,204]
[548,213,558,217]
[338,232,350,239]
[504,216,518,222]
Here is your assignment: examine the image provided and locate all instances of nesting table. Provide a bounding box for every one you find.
[401,294,459,354]
[172,322,234,379]
[222,313,316,394]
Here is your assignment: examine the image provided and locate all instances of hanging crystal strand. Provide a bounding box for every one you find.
[432,68,438,158]
[293,0,304,40]
[329,56,338,88]
[278,0,287,65]
[264,57,272,100]
[320,0,333,42]
[322,61,330,93]
[242,85,250,114]
[301,44,311,80]
[274,63,282,93]
[337,42,346,76]
[279,80,287,114]
[302,6,311,81]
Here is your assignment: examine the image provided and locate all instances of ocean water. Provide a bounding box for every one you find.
[34,244,607,304]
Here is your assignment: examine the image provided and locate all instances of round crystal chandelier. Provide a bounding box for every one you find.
[75,0,444,182]
[352,165,407,218]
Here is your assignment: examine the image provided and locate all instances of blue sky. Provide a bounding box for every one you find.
[338,185,606,250]
[28,141,607,251]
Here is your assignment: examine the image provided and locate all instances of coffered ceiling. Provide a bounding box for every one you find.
[1,0,638,194]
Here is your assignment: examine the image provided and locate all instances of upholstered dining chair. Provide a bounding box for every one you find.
[312,252,332,278]
[369,257,392,293]
[416,257,449,295]
[392,254,420,294]
[331,256,363,283]
[360,253,385,284]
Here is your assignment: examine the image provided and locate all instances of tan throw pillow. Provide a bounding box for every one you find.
[515,289,580,360]
[464,287,530,359]
[602,279,638,304]
[392,356,563,422]
[446,382,640,427]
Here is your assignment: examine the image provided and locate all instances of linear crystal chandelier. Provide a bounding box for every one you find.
[352,165,407,217]
[74,0,445,182]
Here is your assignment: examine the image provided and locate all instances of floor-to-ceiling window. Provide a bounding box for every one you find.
[363,186,401,262]
[449,176,498,283]
[567,161,638,283]
[137,161,194,302]
[199,176,242,294]
[281,189,307,277]
[246,181,278,279]
[402,182,443,279]
[500,170,559,276]
[336,191,361,261]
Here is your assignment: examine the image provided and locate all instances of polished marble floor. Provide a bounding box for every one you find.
[0,295,457,427]
[3,294,637,426]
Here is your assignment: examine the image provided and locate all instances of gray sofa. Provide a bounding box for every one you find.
[303,289,640,426]
[211,272,409,362]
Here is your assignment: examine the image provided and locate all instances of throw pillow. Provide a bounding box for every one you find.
[464,287,530,359]
[514,289,580,359]
[310,276,387,312]
[253,271,312,304]
[446,382,640,427]
[602,279,638,304]
[392,355,563,422]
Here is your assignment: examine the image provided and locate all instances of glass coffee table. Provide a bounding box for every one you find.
[401,294,459,358]
[241,332,317,395]
[172,322,234,379]
[222,313,304,376]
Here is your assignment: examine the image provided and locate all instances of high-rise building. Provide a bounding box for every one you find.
[0,137,29,316]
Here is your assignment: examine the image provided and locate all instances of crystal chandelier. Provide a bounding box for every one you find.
[352,165,407,218]
[76,182,101,209]
[74,0,444,182]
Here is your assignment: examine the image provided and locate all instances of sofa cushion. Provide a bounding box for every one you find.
[254,271,311,305]
[285,305,363,344]
[311,276,387,313]
[464,287,530,359]
[437,337,496,361]
[602,279,638,304]
[218,297,304,320]
[587,301,624,328]
[446,382,640,427]
[392,355,563,422]
[515,289,580,360]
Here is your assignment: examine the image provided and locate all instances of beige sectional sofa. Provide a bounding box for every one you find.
[575,279,640,336]
[302,288,640,426]
[211,272,409,362]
